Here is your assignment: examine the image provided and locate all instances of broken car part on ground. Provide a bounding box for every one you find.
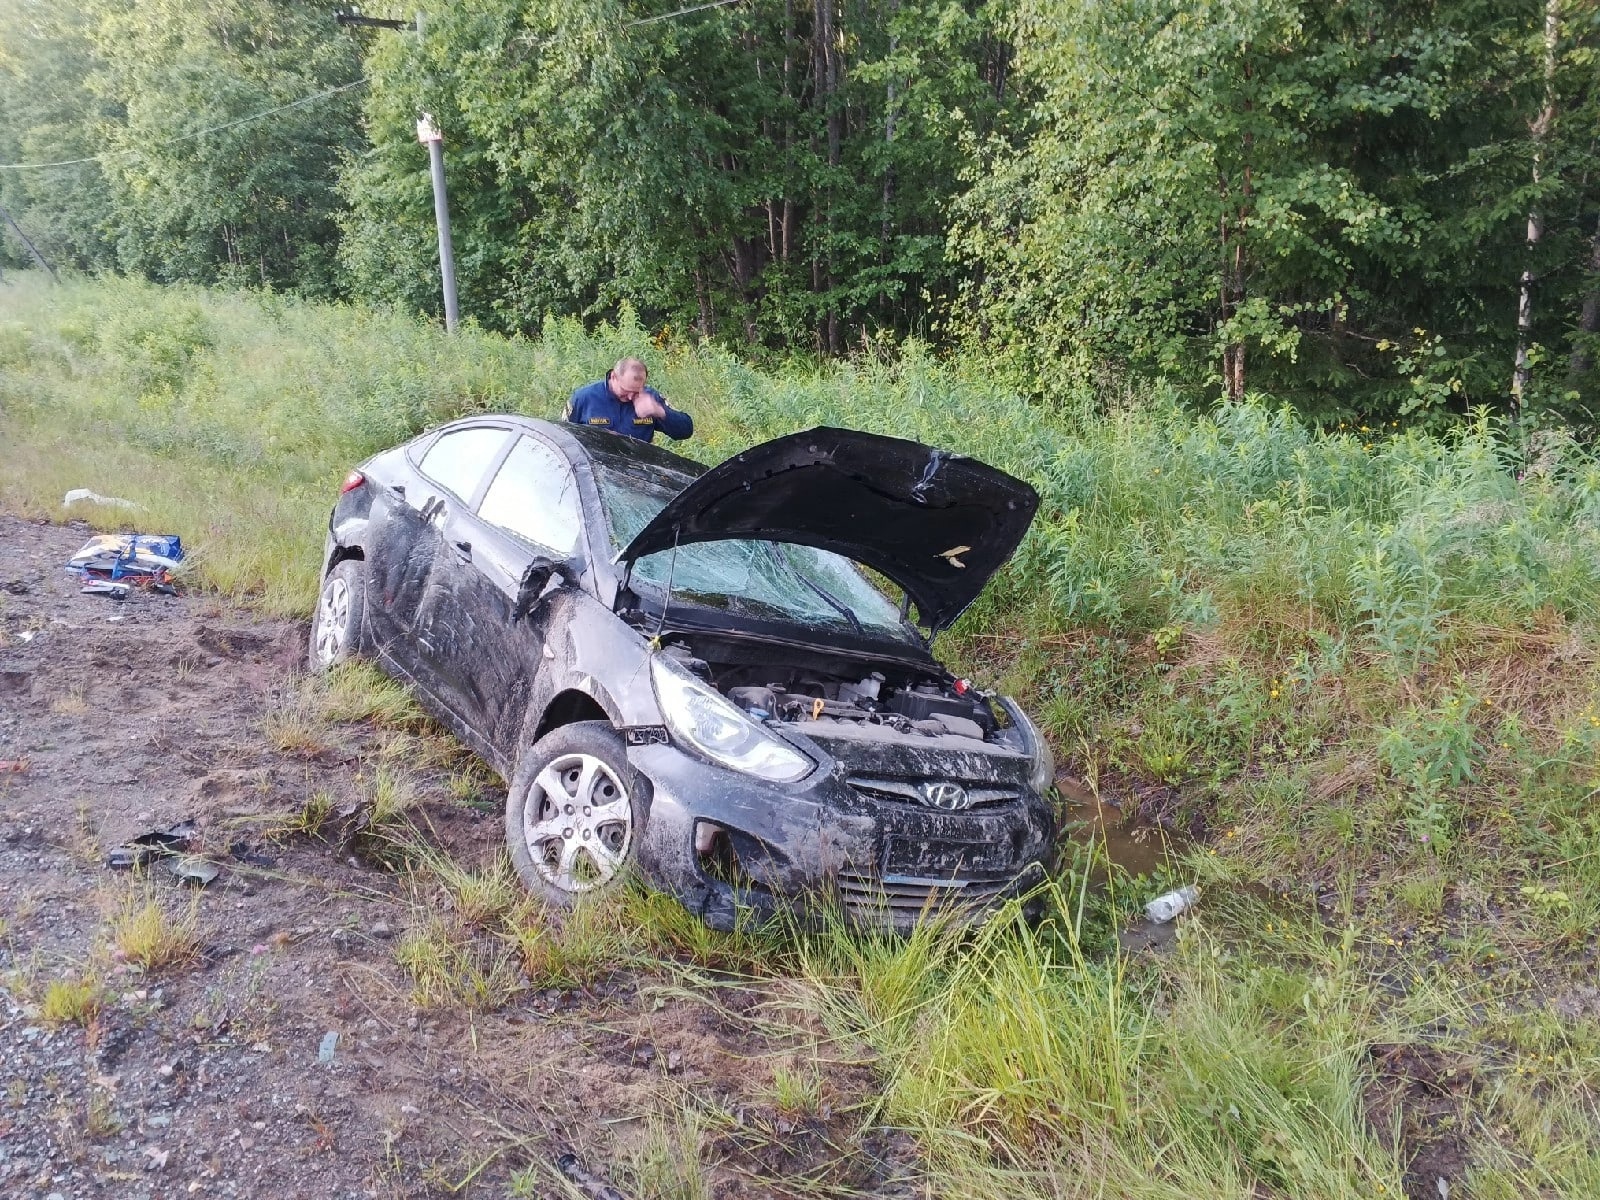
[309,419,1055,930]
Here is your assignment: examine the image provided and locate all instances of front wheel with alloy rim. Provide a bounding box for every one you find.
[505,721,643,906]
[308,559,366,672]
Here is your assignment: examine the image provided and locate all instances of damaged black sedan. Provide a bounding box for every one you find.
[310,417,1055,930]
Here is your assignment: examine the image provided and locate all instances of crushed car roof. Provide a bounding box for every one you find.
[616,427,1039,633]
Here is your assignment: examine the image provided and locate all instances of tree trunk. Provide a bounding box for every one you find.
[1219,208,1234,394]
[1224,342,1245,401]
[880,28,898,312]
[821,0,840,169]
[728,237,761,344]
[1570,213,1599,376]
[882,43,897,250]
[694,267,713,338]
[816,0,842,353]
[1219,200,1248,401]
[781,0,794,265]
[812,252,824,352]
[1230,159,1252,401]
[1511,0,1561,414]
[881,0,900,254]
[1219,72,1254,402]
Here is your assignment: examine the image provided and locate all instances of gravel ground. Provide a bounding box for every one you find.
[0,514,902,1199]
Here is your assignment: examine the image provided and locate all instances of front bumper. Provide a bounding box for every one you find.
[626,738,1055,933]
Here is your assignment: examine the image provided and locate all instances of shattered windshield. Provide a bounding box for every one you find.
[592,463,915,643]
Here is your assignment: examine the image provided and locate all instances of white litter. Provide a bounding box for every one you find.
[1144,885,1200,924]
[62,488,141,510]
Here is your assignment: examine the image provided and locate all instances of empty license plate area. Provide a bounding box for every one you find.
[882,834,1014,877]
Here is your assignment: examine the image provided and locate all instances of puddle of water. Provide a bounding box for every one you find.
[1116,914,1180,954]
[1056,774,1191,954]
[1056,774,1177,879]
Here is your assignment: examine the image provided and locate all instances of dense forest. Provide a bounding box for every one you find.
[2,0,1599,421]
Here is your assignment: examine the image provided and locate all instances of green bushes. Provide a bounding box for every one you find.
[7,274,1600,849]
[1019,407,1600,658]
[7,273,1600,1194]
[8,272,1596,656]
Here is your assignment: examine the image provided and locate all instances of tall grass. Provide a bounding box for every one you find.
[8,270,1600,897]
[791,879,1403,1198]
[7,273,1598,641]
[6,272,1600,1193]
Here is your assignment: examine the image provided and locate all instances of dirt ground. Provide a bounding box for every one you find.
[0,515,900,1199]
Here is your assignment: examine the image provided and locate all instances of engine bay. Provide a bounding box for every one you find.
[660,637,1004,744]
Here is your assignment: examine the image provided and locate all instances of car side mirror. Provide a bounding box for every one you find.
[513,556,569,621]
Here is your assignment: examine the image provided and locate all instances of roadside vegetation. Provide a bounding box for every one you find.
[5,272,1600,1195]
[6,0,1600,420]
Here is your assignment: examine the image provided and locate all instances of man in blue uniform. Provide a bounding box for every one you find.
[565,357,693,443]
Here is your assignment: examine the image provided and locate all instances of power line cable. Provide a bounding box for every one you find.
[626,0,743,27]
[0,77,369,173]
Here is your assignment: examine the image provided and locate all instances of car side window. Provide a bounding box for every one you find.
[477,436,582,554]
[417,427,510,502]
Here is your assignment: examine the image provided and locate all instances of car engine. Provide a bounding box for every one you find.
[660,641,1003,744]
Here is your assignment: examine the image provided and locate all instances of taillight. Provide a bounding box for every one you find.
[339,470,365,495]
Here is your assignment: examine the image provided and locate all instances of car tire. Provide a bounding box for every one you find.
[308,558,366,673]
[506,721,642,907]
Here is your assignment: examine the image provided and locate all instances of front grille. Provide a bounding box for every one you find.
[846,775,1019,811]
[836,870,1012,918]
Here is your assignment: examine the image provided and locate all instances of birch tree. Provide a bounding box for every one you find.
[1510,0,1561,414]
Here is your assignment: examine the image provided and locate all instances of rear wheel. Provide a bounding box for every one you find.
[308,559,366,672]
[505,721,641,906]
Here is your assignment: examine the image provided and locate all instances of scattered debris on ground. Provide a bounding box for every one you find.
[66,532,183,596]
[104,820,197,871]
[0,515,904,1197]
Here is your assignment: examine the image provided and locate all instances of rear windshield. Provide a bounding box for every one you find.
[593,462,915,644]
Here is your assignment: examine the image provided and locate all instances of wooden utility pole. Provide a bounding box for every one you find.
[337,11,458,331]
[416,113,460,333]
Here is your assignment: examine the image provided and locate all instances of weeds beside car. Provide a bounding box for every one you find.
[5,273,1600,1194]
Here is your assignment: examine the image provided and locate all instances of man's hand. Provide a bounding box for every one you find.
[632,392,667,421]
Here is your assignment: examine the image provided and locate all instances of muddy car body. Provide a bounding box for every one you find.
[311,416,1055,930]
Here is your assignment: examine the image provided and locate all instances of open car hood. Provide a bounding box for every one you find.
[616,428,1039,633]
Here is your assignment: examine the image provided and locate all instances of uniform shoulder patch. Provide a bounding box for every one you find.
[588,417,610,425]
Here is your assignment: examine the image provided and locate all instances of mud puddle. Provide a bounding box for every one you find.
[1057,775,1175,878]
[1056,774,1182,878]
[1055,773,1195,952]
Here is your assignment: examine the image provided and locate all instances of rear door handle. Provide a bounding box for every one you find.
[453,540,473,561]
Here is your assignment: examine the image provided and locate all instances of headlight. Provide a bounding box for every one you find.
[650,655,814,783]
[1000,697,1056,796]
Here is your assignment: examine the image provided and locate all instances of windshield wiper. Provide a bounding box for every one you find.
[772,544,863,635]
